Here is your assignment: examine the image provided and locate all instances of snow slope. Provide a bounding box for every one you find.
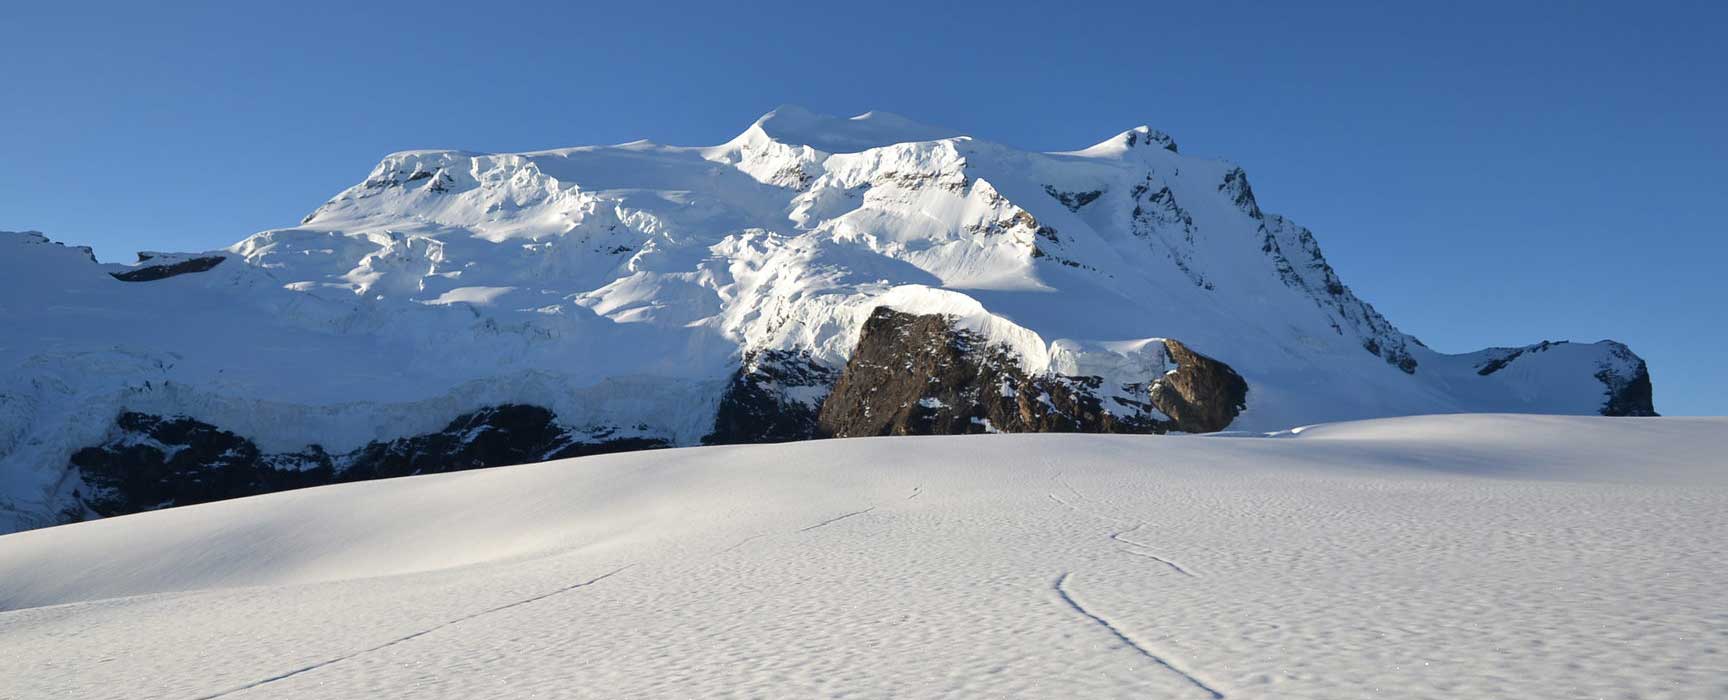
[0,106,1653,532]
[1,415,1722,699]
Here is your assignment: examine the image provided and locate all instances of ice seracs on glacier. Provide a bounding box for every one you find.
[0,106,1654,532]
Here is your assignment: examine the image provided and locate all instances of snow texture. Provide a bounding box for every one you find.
[0,414,1722,699]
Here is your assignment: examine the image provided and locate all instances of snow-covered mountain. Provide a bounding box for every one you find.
[0,106,1653,532]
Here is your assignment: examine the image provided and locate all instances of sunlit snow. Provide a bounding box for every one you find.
[1,415,1722,699]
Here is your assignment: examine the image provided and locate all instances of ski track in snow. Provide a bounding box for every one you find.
[797,507,875,532]
[720,533,770,553]
[189,565,632,700]
[1049,468,1198,577]
[1118,548,1197,577]
[1111,524,1197,577]
[1054,572,1226,699]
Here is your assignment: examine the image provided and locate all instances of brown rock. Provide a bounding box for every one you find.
[1148,339,1249,433]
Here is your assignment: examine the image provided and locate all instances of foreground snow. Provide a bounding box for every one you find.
[1,415,1723,699]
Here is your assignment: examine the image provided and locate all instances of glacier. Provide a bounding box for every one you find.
[0,106,1653,532]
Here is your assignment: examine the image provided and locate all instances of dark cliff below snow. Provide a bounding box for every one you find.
[69,406,665,521]
[62,308,1258,524]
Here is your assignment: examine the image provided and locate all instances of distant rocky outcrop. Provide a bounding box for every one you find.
[704,349,838,445]
[109,253,227,282]
[68,405,665,520]
[63,308,1253,523]
[815,308,1245,437]
[71,412,333,517]
[1597,346,1658,417]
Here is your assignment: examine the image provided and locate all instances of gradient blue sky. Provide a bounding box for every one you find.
[3,1,1723,414]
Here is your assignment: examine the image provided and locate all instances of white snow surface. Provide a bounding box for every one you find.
[0,414,1722,699]
[0,106,1650,531]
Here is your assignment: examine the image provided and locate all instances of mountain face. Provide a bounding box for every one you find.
[0,106,1653,532]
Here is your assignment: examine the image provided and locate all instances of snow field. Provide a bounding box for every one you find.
[1,414,1723,698]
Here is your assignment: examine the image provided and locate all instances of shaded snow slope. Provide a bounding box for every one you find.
[0,107,1653,532]
[1,415,1723,699]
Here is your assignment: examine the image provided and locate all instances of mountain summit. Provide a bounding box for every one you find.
[0,107,1653,532]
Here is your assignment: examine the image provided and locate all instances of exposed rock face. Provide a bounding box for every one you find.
[1120,126,1180,152]
[340,405,665,480]
[1258,217,1420,374]
[816,308,1245,437]
[63,312,1249,524]
[71,413,332,517]
[1475,340,1562,377]
[68,405,665,520]
[1598,349,1658,417]
[704,350,839,445]
[1149,340,1250,433]
[1043,185,1105,212]
[109,254,226,282]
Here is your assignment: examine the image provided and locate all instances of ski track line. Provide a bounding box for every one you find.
[1057,474,1091,504]
[1051,475,1198,578]
[1111,525,1196,577]
[1053,572,1225,700]
[721,533,771,553]
[189,565,634,700]
[797,507,875,533]
[1119,548,1196,577]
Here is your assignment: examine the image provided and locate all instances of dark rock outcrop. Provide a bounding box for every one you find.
[815,308,1246,438]
[1598,346,1658,417]
[69,404,666,519]
[1122,127,1179,153]
[110,254,226,282]
[1147,339,1250,433]
[71,413,332,516]
[704,350,838,445]
[340,405,664,480]
[1042,186,1104,212]
[1258,216,1420,374]
[1219,167,1263,219]
[1475,341,1558,376]
[61,313,1253,526]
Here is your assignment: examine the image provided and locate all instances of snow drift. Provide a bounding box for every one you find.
[0,415,1721,698]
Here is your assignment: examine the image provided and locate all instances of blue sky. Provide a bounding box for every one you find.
[3,1,1723,415]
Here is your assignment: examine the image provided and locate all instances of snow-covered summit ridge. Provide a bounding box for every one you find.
[269,105,1432,379]
[1067,124,1182,157]
[0,106,1654,533]
[732,104,966,154]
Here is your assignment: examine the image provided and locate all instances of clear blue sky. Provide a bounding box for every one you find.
[3,1,1723,415]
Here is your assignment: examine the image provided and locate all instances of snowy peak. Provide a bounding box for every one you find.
[0,108,1655,534]
[1070,124,1181,157]
[738,104,965,154]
